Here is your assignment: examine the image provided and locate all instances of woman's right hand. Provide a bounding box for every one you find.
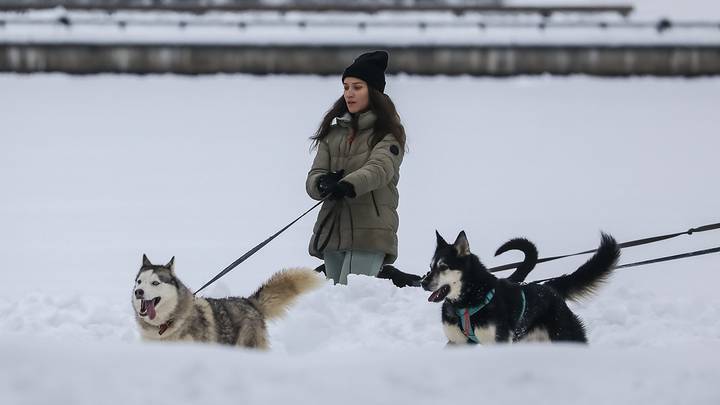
[317,170,345,197]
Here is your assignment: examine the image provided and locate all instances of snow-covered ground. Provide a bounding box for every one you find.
[1,74,719,404]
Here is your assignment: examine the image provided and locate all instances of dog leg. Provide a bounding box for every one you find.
[495,326,512,344]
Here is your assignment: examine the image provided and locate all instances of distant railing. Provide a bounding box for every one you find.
[0,2,635,17]
[1,14,716,34]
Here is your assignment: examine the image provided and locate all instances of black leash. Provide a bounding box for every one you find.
[489,222,720,273]
[529,245,720,284]
[195,213,718,294]
[312,200,342,253]
[311,198,356,280]
[614,246,720,270]
[194,198,327,295]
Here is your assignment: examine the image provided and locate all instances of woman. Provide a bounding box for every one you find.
[306,51,406,285]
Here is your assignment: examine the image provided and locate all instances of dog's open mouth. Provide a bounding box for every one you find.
[428,285,451,302]
[139,297,161,320]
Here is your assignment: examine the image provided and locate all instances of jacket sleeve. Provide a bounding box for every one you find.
[342,134,404,197]
[306,140,331,201]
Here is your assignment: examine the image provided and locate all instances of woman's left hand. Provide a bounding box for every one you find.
[328,181,356,200]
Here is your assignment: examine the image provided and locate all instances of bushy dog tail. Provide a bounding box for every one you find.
[250,268,324,320]
[544,233,620,301]
[495,238,539,283]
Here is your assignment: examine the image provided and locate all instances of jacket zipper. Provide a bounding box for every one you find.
[370,191,381,217]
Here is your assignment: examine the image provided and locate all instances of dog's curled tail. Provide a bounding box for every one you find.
[495,238,539,283]
[544,233,620,301]
[250,267,324,320]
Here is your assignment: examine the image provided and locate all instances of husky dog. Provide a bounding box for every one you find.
[422,231,619,345]
[132,255,323,349]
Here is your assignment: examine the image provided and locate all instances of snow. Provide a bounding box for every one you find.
[1,1,719,45]
[3,334,718,405]
[2,335,719,405]
[1,73,720,404]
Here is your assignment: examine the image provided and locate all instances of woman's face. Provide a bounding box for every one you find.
[343,77,370,114]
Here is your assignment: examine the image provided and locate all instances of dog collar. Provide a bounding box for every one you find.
[158,319,174,336]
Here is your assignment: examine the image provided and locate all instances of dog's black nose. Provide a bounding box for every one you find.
[135,289,144,299]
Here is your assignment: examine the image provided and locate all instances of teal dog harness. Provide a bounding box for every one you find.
[455,289,527,344]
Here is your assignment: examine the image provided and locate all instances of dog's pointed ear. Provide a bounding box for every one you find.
[453,231,471,257]
[142,254,152,268]
[165,256,175,271]
[436,230,449,247]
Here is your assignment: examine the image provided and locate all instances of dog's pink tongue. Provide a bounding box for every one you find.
[146,300,156,320]
[428,290,442,302]
[428,285,450,302]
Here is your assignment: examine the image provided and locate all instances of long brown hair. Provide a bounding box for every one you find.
[311,88,407,150]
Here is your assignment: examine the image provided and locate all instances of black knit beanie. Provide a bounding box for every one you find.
[342,51,388,93]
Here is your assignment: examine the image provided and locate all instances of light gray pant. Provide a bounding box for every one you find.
[323,250,384,285]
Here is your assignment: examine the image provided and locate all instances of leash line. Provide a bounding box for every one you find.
[489,221,720,273]
[529,245,720,284]
[193,198,327,295]
[312,200,341,253]
[613,246,720,269]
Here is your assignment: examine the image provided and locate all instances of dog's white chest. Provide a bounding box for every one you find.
[443,322,497,345]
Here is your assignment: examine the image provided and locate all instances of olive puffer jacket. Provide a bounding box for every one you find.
[306,110,404,264]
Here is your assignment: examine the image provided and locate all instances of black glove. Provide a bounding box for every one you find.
[317,170,344,197]
[328,180,356,200]
[377,265,423,288]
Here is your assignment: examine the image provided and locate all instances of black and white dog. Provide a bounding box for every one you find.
[422,231,619,345]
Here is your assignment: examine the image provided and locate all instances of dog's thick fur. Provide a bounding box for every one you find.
[422,231,619,345]
[495,238,539,283]
[132,255,323,349]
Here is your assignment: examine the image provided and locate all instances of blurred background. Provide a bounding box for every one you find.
[0,0,718,75]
